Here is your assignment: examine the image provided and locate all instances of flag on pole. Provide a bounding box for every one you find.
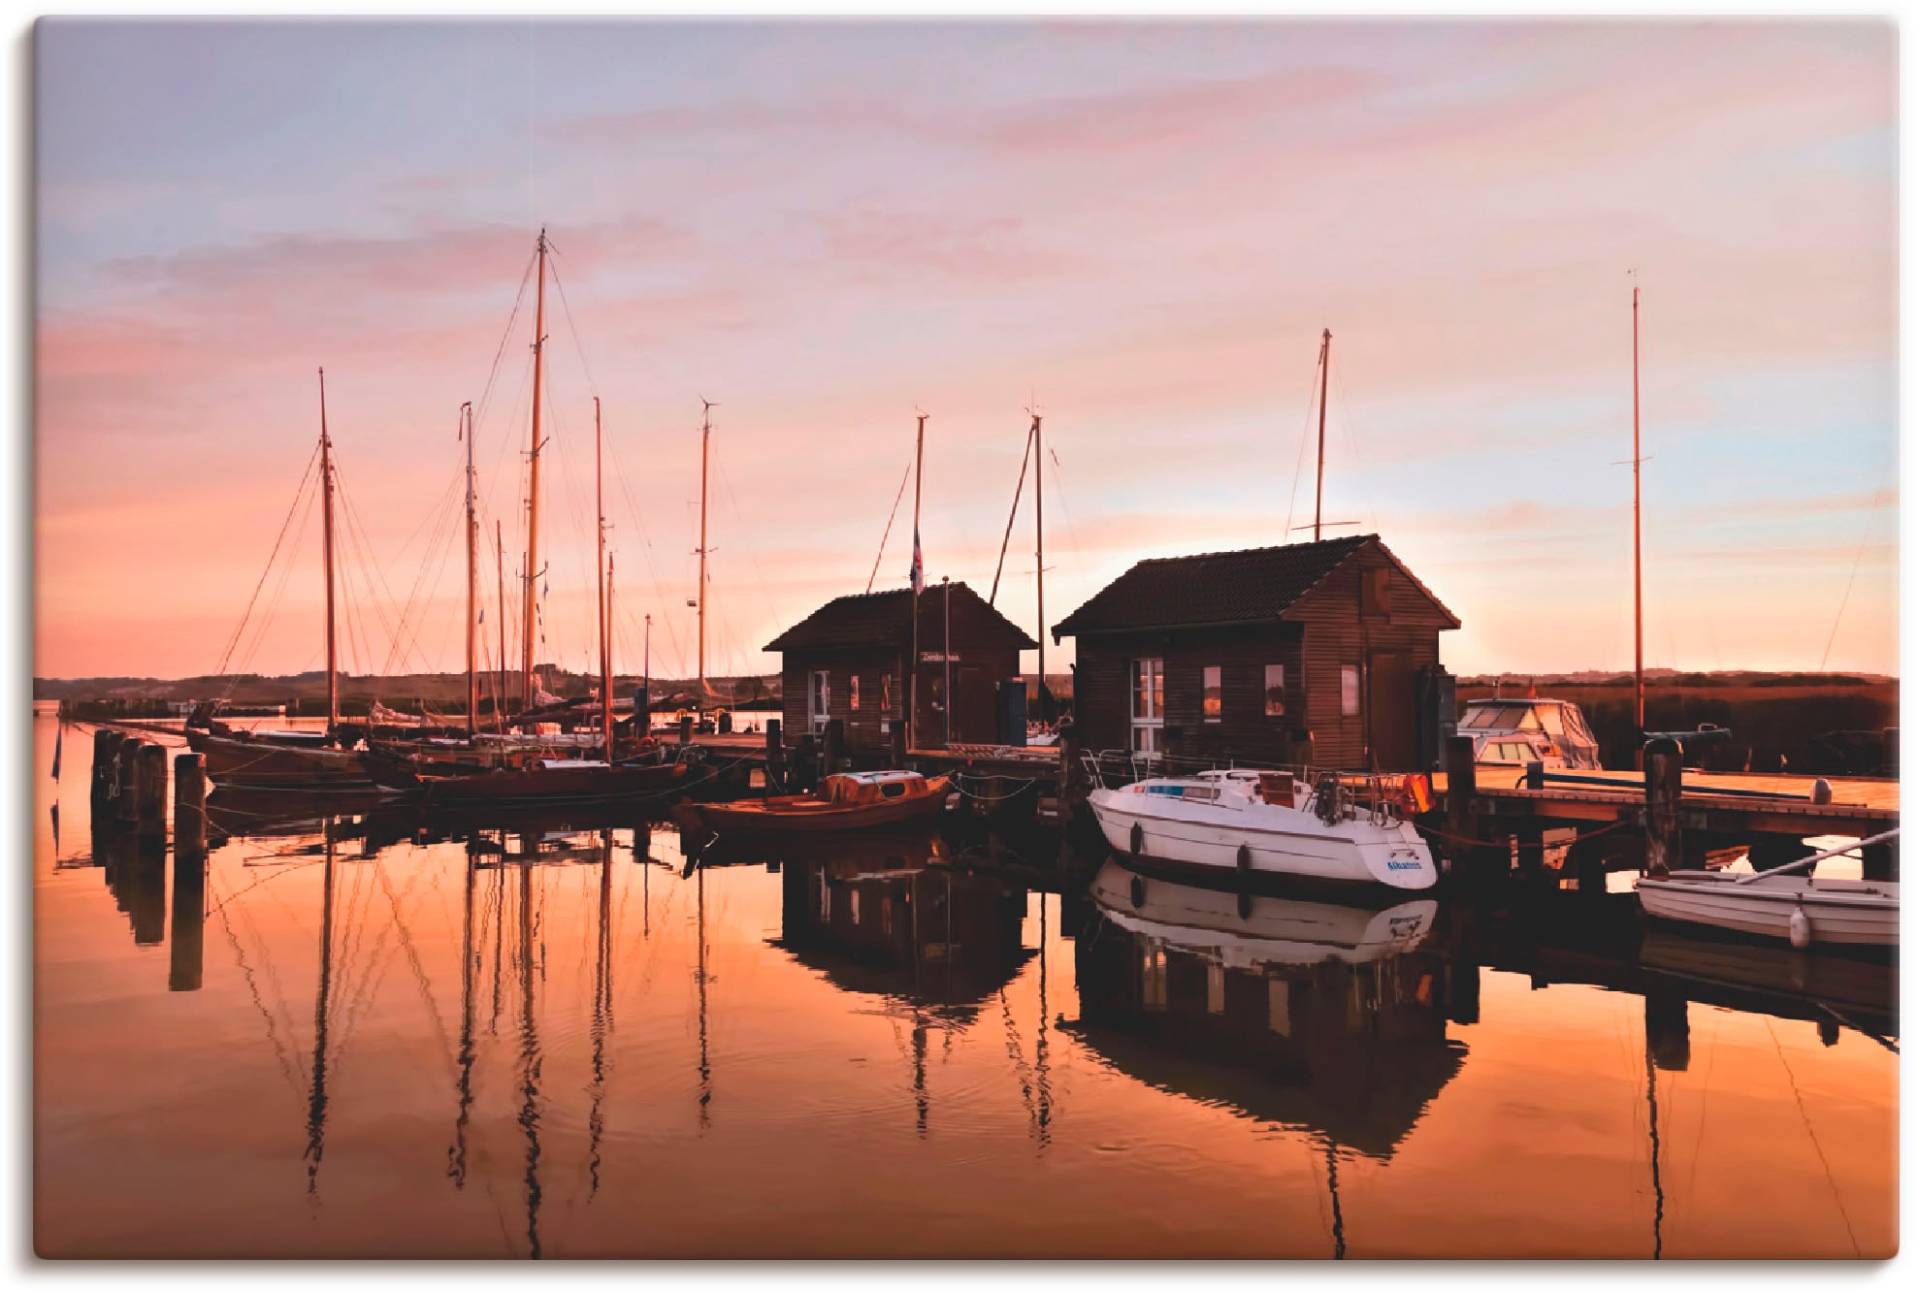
[908,526,924,595]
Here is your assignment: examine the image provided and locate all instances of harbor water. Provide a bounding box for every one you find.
[32,717,1895,1258]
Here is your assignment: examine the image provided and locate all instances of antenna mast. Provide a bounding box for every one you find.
[521,228,548,710]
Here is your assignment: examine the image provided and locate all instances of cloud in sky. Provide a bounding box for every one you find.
[33,18,1896,681]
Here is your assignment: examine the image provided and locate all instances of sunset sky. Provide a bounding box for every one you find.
[35,18,1896,682]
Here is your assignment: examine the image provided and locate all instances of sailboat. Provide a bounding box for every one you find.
[187,370,381,790]
[366,233,685,804]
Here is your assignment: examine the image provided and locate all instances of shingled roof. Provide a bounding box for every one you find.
[1051,534,1458,642]
[765,582,1038,652]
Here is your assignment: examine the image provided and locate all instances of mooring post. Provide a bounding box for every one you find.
[1058,715,1085,813]
[1444,734,1478,854]
[824,718,846,774]
[114,738,141,824]
[891,717,908,769]
[1861,833,1897,883]
[1642,736,1684,876]
[763,717,785,793]
[679,714,694,748]
[135,742,168,841]
[91,729,118,802]
[173,752,207,859]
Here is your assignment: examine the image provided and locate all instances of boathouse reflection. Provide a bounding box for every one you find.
[772,841,1035,1012]
[1068,862,1467,1161]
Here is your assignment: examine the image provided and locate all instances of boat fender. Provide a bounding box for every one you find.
[1237,891,1252,921]
[1809,778,1833,805]
[1130,822,1144,855]
[1236,843,1252,872]
[1788,904,1812,950]
[1129,875,1146,909]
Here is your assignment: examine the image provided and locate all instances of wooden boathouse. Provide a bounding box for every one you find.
[1051,534,1459,770]
[766,583,1036,753]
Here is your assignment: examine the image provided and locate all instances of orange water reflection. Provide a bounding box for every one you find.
[32,717,1895,1258]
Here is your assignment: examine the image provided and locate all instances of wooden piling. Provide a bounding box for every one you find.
[135,741,168,840]
[890,718,908,770]
[91,729,119,801]
[763,717,786,793]
[1444,735,1477,842]
[173,752,207,858]
[1862,834,1897,882]
[1642,737,1684,875]
[679,714,694,747]
[113,738,140,824]
[824,718,846,774]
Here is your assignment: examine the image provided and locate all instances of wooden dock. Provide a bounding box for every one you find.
[1433,766,1899,838]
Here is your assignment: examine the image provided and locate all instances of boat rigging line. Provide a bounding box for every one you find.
[866,450,915,594]
[988,420,1037,606]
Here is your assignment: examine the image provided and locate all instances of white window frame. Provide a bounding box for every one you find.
[1340,664,1361,718]
[809,669,831,734]
[880,672,894,734]
[1131,657,1165,761]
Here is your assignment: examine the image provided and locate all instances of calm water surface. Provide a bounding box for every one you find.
[32,717,1895,1257]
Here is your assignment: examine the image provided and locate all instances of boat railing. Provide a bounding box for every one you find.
[1085,749,1423,826]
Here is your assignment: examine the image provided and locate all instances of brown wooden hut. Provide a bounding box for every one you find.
[766,582,1036,752]
[1051,534,1458,770]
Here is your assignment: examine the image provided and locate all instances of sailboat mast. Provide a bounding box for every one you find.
[606,555,617,763]
[1033,412,1045,698]
[596,396,611,761]
[910,412,925,750]
[495,519,507,734]
[463,400,477,738]
[1314,328,1331,543]
[1632,286,1645,732]
[318,367,338,731]
[697,400,712,697]
[522,228,548,710]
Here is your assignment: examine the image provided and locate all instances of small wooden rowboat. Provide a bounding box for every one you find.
[675,771,950,838]
[366,749,689,805]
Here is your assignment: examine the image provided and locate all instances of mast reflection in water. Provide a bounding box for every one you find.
[32,720,1896,1258]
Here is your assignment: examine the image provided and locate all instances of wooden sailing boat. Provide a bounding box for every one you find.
[368,239,685,804]
[187,369,379,789]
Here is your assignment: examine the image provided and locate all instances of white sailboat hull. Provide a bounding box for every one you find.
[1088,783,1438,891]
[1636,871,1898,948]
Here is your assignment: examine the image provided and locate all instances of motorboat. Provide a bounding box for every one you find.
[675,770,950,839]
[1087,768,1438,891]
[1456,697,1601,770]
[1636,870,1897,948]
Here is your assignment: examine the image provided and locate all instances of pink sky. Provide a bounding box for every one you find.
[35,19,1896,681]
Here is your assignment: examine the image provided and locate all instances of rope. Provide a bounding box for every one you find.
[988,425,1035,606]
[866,452,915,595]
[1410,814,1637,854]
[214,438,322,678]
